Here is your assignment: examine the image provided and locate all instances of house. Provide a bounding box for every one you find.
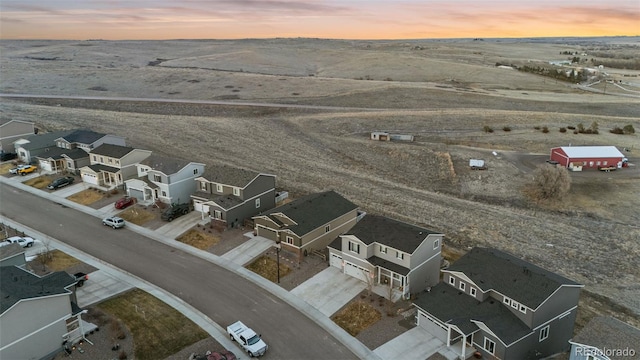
[36,129,126,173]
[569,316,640,360]
[550,146,625,170]
[14,130,74,164]
[0,120,35,154]
[191,165,276,229]
[328,214,443,301]
[253,191,359,260]
[79,144,152,188]
[125,154,205,205]
[413,247,583,360]
[0,266,93,360]
[0,243,26,268]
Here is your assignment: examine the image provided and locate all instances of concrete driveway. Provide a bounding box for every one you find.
[221,232,274,266]
[48,182,86,198]
[154,211,202,238]
[76,270,135,307]
[291,266,367,317]
[373,326,460,360]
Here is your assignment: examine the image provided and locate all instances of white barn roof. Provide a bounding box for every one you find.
[560,146,624,158]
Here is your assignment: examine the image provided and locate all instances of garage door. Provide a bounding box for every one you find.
[417,311,448,342]
[82,173,99,185]
[39,159,52,172]
[193,200,210,214]
[344,261,370,282]
[257,226,278,241]
[330,253,342,269]
[128,188,144,202]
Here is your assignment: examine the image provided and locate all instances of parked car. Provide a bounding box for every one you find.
[1,236,35,248]
[9,164,30,174]
[115,196,135,209]
[17,165,37,175]
[546,160,560,165]
[193,350,237,360]
[227,321,268,357]
[161,203,191,222]
[102,216,125,229]
[74,272,89,287]
[47,176,75,190]
[0,152,17,161]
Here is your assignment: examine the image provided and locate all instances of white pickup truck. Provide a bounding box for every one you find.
[0,236,35,248]
[227,321,268,357]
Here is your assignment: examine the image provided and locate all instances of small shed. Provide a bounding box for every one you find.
[550,146,625,170]
[371,132,390,141]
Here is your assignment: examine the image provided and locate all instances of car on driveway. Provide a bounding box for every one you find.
[0,152,17,161]
[9,164,30,174]
[102,216,125,229]
[115,196,136,209]
[17,165,37,175]
[47,176,75,190]
[1,236,35,248]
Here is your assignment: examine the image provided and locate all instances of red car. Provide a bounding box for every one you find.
[114,196,135,209]
[205,350,236,360]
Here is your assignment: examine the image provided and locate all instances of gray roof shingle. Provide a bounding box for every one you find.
[571,316,640,360]
[346,214,441,254]
[447,248,581,309]
[18,130,74,151]
[140,154,193,175]
[261,191,358,236]
[91,143,136,158]
[200,165,261,187]
[1,266,75,314]
[58,129,106,144]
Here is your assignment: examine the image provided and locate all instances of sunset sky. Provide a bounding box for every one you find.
[1,0,638,40]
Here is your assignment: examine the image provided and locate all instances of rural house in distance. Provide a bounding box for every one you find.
[413,247,583,360]
[328,214,443,301]
[550,146,626,171]
[253,190,359,260]
[79,144,152,188]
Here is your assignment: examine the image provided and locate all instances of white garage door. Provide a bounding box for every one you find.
[417,311,448,342]
[82,173,99,185]
[330,253,342,269]
[39,159,52,172]
[344,261,370,282]
[193,200,210,214]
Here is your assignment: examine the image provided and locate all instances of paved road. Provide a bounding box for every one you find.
[0,183,359,360]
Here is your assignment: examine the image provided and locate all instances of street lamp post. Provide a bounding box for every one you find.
[275,240,281,284]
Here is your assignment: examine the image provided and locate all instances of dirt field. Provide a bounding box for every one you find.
[1,38,639,325]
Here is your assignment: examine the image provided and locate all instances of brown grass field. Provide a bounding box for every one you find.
[118,207,156,225]
[247,255,292,283]
[1,38,639,324]
[67,188,105,205]
[176,228,220,250]
[333,301,382,337]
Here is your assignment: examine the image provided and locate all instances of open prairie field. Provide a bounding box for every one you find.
[1,38,639,321]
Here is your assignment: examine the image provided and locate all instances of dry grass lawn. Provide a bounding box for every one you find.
[24,174,55,189]
[176,228,220,250]
[98,289,208,360]
[246,255,292,283]
[118,207,156,225]
[332,300,382,336]
[67,188,105,205]
[39,249,81,271]
[0,163,16,174]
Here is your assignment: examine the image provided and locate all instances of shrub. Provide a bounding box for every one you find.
[502,126,511,132]
[542,126,549,133]
[623,124,635,134]
[559,127,567,133]
[534,126,541,130]
[573,130,579,134]
[483,126,494,133]
[577,123,585,133]
[610,127,624,134]
[567,125,576,130]
[526,165,572,202]
[119,350,127,360]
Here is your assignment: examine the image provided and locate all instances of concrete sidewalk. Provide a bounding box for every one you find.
[373,326,460,360]
[221,232,274,266]
[291,267,367,317]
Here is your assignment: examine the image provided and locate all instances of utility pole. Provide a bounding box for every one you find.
[275,240,281,283]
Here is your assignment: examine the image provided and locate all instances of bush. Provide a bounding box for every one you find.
[526,165,572,202]
[559,127,567,133]
[623,124,635,134]
[567,125,576,130]
[534,126,541,130]
[577,123,585,133]
[502,126,511,132]
[483,126,494,133]
[573,130,579,134]
[610,127,624,134]
[119,350,127,360]
[542,126,549,133]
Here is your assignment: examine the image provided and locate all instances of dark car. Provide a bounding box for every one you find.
[0,152,17,161]
[115,196,136,209]
[161,203,191,221]
[195,350,236,360]
[47,176,74,190]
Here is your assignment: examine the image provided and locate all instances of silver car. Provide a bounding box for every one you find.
[102,216,125,229]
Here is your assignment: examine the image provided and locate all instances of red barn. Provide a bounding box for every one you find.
[550,146,625,170]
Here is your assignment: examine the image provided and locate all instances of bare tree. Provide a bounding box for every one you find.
[35,240,54,272]
[526,165,571,203]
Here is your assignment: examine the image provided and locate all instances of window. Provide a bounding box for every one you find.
[255,198,260,208]
[233,187,240,196]
[325,225,330,233]
[484,338,496,354]
[539,325,549,342]
[596,161,601,166]
[603,161,608,165]
[193,168,198,175]
[348,241,360,254]
[154,175,162,182]
[449,276,456,286]
[380,246,387,254]
[100,157,104,163]
[396,251,404,260]
[214,210,222,219]
[286,236,294,244]
[459,282,466,291]
[511,300,519,309]
[433,239,440,250]
[161,191,167,197]
[503,297,511,306]
[216,184,223,192]
[93,155,97,161]
[470,288,477,297]
[108,158,113,163]
[115,160,119,165]
[519,305,527,314]
[200,182,207,191]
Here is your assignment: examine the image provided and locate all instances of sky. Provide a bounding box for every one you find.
[1,0,638,40]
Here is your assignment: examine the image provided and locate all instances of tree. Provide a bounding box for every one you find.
[590,121,599,134]
[623,124,635,134]
[526,165,572,203]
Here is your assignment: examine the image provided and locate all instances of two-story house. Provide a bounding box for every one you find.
[191,165,276,229]
[0,119,35,154]
[569,316,640,360]
[412,247,583,360]
[35,129,126,173]
[14,130,74,164]
[253,190,359,261]
[125,154,205,205]
[79,144,152,188]
[328,214,443,301]
[0,266,91,360]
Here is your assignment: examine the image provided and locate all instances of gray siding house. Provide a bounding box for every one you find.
[14,130,74,164]
[0,244,26,268]
[0,119,35,153]
[191,165,276,229]
[569,316,640,360]
[253,191,359,261]
[0,266,87,360]
[328,214,443,301]
[80,144,152,188]
[125,154,205,205]
[413,247,583,360]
